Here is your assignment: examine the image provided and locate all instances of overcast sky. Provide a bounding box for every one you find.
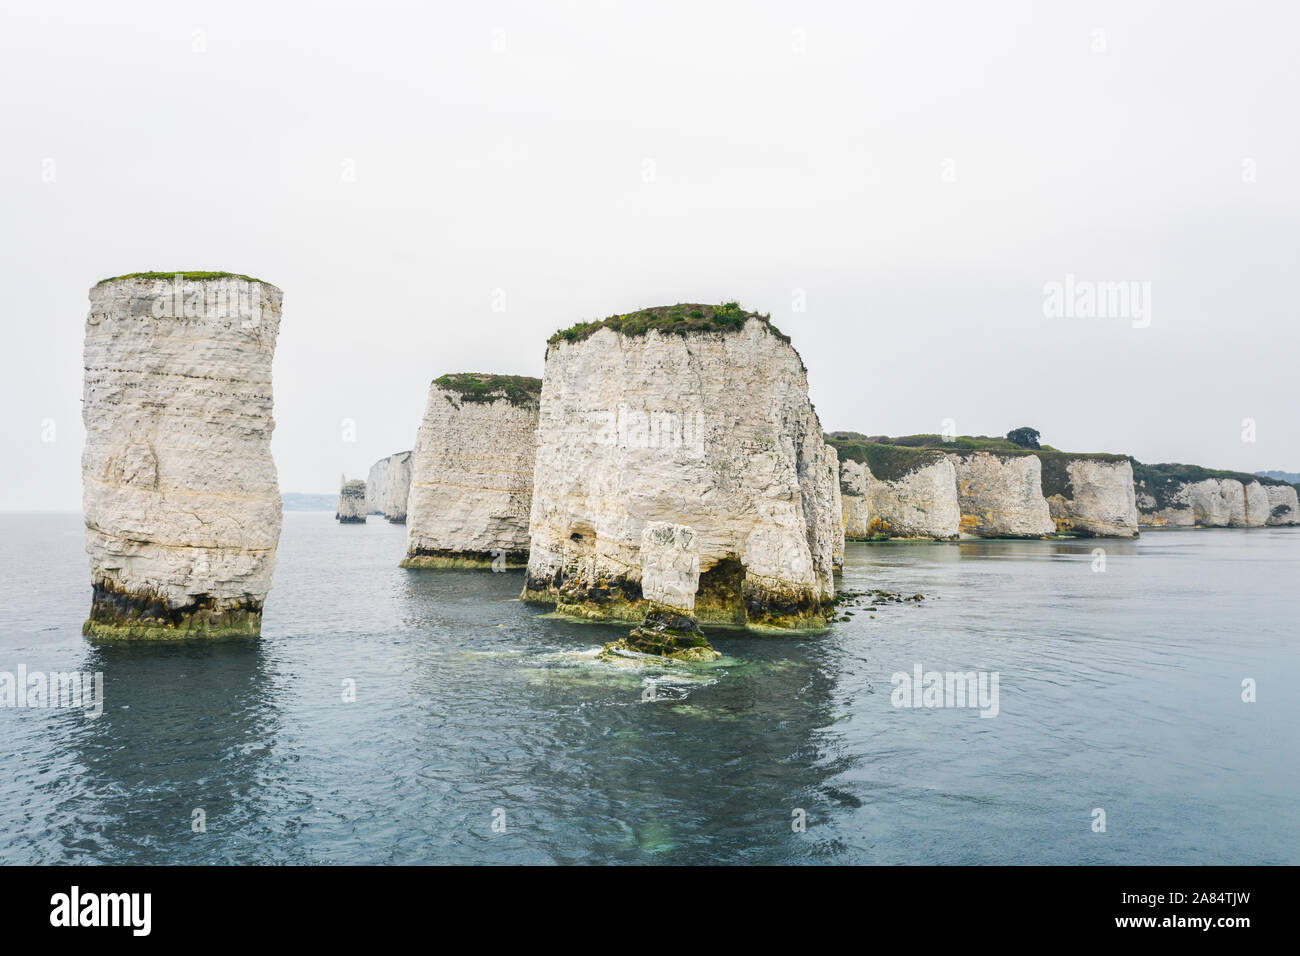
[2,0,1297,509]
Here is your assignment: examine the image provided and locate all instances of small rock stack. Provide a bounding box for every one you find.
[337,477,367,523]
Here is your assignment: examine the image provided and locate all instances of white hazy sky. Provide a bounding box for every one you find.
[2,0,1297,510]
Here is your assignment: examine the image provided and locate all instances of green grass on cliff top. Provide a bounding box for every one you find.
[434,372,542,407]
[828,431,1133,485]
[95,271,268,285]
[549,302,790,345]
[1131,460,1289,490]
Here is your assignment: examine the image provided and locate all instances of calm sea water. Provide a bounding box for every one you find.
[1,511,1295,865]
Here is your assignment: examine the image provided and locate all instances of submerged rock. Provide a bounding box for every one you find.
[523,304,839,630]
[1038,454,1139,537]
[366,450,412,522]
[606,607,721,662]
[402,373,541,568]
[604,523,720,662]
[81,272,283,640]
[336,477,367,523]
[949,451,1055,538]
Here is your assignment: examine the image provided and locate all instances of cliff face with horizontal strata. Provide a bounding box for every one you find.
[949,451,1055,538]
[1039,455,1139,537]
[402,374,541,568]
[366,450,412,522]
[524,310,838,630]
[81,274,283,640]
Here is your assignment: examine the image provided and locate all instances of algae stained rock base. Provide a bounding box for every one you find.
[81,274,283,640]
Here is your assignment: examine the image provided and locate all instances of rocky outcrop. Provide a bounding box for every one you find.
[1038,454,1139,537]
[366,450,412,522]
[949,452,1055,538]
[603,523,720,661]
[523,303,837,630]
[336,478,367,523]
[402,373,541,568]
[81,272,283,640]
[1265,484,1300,526]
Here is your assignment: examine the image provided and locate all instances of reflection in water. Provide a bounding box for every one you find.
[1,513,1297,864]
[61,640,277,864]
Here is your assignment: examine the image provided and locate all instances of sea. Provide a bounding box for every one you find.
[1,511,1295,864]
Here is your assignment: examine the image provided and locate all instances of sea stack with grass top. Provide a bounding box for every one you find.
[523,302,840,630]
[81,272,283,640]
[336,476,367,523]
[602,523,721,662]
[401,373,542,568]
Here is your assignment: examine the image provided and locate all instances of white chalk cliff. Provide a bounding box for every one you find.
[836,454,960,540]
[1039,455,1139,537]
[402,374,541,568]
[1265,484,1300,526]
[949,452,1056,538]
[82,273,283,639]
[523,305,838,630]
[366,450,412,522]
[1136,472,1289,528]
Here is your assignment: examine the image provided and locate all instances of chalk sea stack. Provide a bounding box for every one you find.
[603,523,721,662]
[337,478,367,523]
[827,444,844,571]
[81,272,283,640]
[523,303,840,630]
[827,434,960,540]
[402,373,541,568]
[366,450,412,522]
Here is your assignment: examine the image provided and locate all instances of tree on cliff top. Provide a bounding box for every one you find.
[1006,427,1041,449]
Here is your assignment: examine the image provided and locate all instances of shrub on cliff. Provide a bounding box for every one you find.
[1006,427,1041,449]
